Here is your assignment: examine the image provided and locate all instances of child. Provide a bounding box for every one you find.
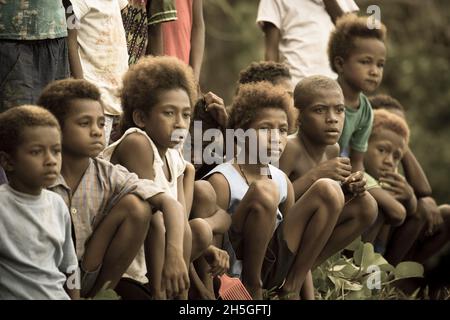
[121,0,177,64]
[0,1,69,112]
[257,0,359,85]
[279,75,378,267]
[361,109,418,261]
[101,56,230,299]
[0,105,78,300]
[37,79,188,298]
[63,0,129,144]
[162,0,205,81]
[206,81,345,300]
[328,14,387,172]
[369,96,450,265]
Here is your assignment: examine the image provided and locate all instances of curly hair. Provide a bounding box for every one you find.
[294,75,343,109]
[328,13,387,73]
[121,55,197,134]
[37,79,101,127]
[369,94,405,112]
[0,105,60,154]
[238,61,291,85]
[371,109,409,144]
[228,82,292,131]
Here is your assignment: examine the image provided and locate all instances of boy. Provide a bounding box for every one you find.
[369,96,450,265]
[0,1,69,112]
[0,105,78,300]
[37,79,189,298]
[361,109,419,262]
[206,81,345,299]
[63,0,129,144]
[280,75,378,267]
[257,0,358,85]
[328,14,387,172]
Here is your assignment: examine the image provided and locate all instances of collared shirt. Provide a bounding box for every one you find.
[48,157,162,260]
[0,0,67,40]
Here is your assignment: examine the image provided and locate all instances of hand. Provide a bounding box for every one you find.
[203,92,228,129]
[163,247,190,298]
[342,171,366,196]
[418,197,443,237]
[204,245,229,277]
[313,157,352,182]
[379,172,414,203]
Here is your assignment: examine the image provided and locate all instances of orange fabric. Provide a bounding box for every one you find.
[162,0,193,64]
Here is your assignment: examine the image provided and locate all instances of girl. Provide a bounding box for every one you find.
[102,56,229,299]
[205,81,345,299]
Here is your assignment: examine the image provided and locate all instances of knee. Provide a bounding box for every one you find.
[312,178,345,212]
[118,194,151,226]
[353,192,379,227]
[192,181,217,217]
[190,218,213,252]
[149,211,166,235]
[247,179,279,214]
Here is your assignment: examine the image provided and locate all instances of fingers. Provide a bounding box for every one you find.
[204,91,224,107]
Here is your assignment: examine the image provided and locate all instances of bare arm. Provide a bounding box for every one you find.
[262,22,280,61]
[183,162,195,217]
[401,147,432,197]
[323,0,345,24]
[63,0,83,78]
[368,188,406,226]
[349,149,365,172]
[189,0,205,81]
[147,23,164,56]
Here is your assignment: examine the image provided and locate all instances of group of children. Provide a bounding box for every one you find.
[1,7,449,300]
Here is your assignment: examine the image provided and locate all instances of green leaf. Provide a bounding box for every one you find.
[394,261,424,280]
[345,237,362,251]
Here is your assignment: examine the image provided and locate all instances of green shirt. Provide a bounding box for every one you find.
[0,0,67,40]
[338,93,374,153]
[364,172,380,191]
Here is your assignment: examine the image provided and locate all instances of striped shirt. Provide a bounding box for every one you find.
[48,157,162,259]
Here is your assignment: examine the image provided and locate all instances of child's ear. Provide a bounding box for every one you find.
[334,56,345,74]
[0,151,14,172]
[132,110,146,129]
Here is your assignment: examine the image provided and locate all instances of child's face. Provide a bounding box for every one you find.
[364,129,406,180]
[8,126,62,195]
[339,37,386,93]
[62,99,106,158]
[246,107,289,164]
[141,89,191,151]
[299,88,345,145]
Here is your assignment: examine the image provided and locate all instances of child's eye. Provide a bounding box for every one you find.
[53,148,62,155]
[163,111,174,116]
[360,60,370,64]
[337,107,345,113]
[378,62,385,68]
[314,108,324,114]
[183,113,192,119]
[79,121,89,127]
[30,149,42,156]
[280,127,288,134]
[99,121,106,128]
[377,147,385,153]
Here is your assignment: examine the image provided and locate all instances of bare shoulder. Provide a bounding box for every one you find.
[280,136,302,171]
[116,132,154,163]
[325,143,340,159]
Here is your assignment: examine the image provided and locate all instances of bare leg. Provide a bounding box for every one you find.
[280,179,344,299]
[232,180,280,299]
[314,192,378,267]
[83,194,151,296]
[146,211,166,299]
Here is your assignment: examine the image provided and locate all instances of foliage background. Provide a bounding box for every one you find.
[200,0,450,206]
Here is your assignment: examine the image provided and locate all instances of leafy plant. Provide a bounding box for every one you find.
[313,238,424,300]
